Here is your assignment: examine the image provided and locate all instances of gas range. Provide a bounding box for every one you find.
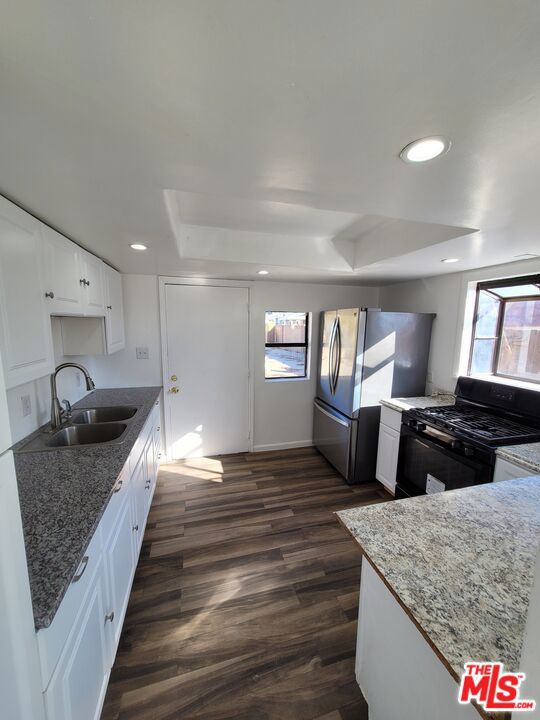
[406,403,540,450]
[396,377,540,498]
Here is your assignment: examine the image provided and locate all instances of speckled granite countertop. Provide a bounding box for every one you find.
[497,442,540,475]
[14,386,161,630]
[337,477,540,688]
[380,393,455,412]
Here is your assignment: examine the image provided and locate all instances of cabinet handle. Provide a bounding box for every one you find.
[107,305,112,310]
[80,278,86,286]
[113,479,123,493]
[85,279,91,286]
[132,524,139,532]
[72,556,89,583]
[105,611,115,623]
[155,401,159,406]
[156,426,160,431]
[45,291,55,299]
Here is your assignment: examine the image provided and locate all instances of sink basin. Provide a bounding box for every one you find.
[71,406,137,424]
[46,423,128,447]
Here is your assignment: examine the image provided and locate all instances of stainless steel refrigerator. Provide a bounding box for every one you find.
[313,308,435,484]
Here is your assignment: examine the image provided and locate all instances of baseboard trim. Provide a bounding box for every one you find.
[252,440,314,453]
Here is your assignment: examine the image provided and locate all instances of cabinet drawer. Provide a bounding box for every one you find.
[493,457,529,483]
[380,405,402,433]
[37,524,103,691]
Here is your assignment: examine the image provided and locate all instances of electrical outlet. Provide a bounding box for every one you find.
[136,347,149,360]
[21,394,32,417]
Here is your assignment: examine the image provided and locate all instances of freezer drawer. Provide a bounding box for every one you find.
[313,399,356,481]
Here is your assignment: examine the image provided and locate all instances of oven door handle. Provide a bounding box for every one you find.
[415,424,460,448]
[400,424,487,471]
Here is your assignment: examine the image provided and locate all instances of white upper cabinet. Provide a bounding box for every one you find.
[42,225,85,315]
[78,249,105,316]
[42,225,106,317]
[0,197,54,389]
[104,265,125,353]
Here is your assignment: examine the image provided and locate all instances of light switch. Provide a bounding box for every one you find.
[136,347,149,360]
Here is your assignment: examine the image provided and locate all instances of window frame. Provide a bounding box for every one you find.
[264,311,310,380]
[468,273,540,385]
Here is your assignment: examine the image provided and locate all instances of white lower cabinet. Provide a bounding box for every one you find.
[375,406,402,494]
[40,396,162,720]
[44,556,109,720]
[103,491,136,662]
[493,456,530,482]
[132,455,148,554]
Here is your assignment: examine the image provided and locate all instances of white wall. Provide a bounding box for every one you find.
[379,257,540,394]
[91,275,162,388]
[7,317,94,444]
[88,275,378,453]
[251,281,379,451]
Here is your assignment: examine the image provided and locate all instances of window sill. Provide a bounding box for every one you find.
[468,374,540,393]
[265,376,310,383]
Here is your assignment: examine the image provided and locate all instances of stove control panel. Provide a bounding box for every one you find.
[489,385,516,403]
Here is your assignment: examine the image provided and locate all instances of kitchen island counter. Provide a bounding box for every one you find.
[337,477,540,698]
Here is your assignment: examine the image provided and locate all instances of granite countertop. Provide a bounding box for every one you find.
[380,393,455,412]
[14,386,162,630]
[337,477,540,691]
[496,442,540,474]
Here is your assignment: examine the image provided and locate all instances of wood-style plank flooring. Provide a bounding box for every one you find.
[101,447,391,720]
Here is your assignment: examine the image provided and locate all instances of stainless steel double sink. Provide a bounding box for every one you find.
[18,406,138,452]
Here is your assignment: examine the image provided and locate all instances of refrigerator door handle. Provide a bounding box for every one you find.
[314,400,350,428]
[328,319,337,394]
[333,317,342,392]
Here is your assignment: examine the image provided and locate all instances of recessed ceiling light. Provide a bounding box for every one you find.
[257,270,269,275]
[400,136,451,163]
[130,243,147,251]
[441,257,460,263]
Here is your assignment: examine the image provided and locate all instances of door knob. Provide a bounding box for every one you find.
[170,374,178,381]
[169,386,179,394]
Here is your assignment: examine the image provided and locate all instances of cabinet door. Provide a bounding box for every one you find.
[103,493,136,663]
[0,197,54,388]
[104,266,125,353]
[79,251,105,316]
[132,456,148,554]
[376,422,400,493]
[42,225,83,315]
[144,435,156,511]
[44,558,109,720]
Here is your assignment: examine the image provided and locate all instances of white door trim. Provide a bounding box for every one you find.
[158,276,254,461]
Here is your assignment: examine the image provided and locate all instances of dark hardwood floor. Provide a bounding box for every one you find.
[101,447,391,720]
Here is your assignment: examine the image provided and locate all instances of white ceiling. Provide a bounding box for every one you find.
[1,1,540,284]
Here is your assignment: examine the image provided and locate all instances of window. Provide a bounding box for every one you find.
[469,274,540,384]
[265,311,309,379]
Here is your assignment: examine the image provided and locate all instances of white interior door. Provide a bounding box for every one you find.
[164,283,250,459]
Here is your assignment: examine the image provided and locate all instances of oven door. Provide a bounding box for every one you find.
[396,424,493,496]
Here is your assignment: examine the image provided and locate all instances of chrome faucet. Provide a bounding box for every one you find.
[50,363,95,430]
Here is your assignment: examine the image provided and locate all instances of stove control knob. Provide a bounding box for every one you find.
[450,440,461,450]
[415,422,426,432]
[463,445,475,457]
